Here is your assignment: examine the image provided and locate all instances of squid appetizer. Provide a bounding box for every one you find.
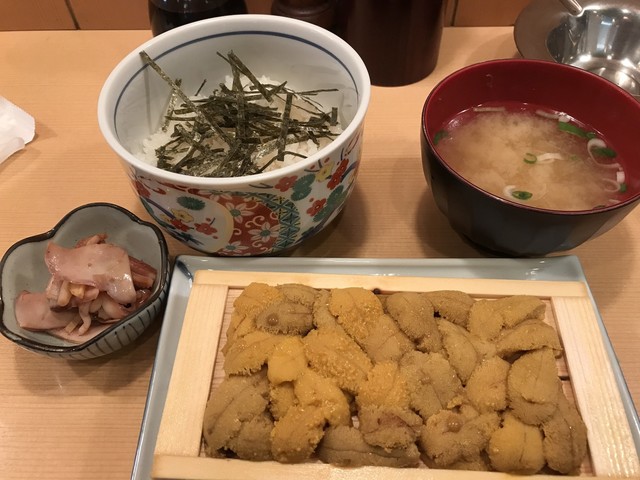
[15,234,157,343]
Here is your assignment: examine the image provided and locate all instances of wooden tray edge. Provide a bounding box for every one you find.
[152,271,640,478]
[193,269,589,298]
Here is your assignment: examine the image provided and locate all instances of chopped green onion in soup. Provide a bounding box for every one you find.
[434,102,627,210]
[433,130,449,145]
[503,185,533,201]
[558,121,597,139]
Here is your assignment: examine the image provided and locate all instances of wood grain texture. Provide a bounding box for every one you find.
[553,297,640,476]
[69,0,149,29]
[453,0,531,26]
[193,269,589,297]
[155,284,228,457]
[0,0,520,31]
[246,0,273,14]
[0,0,273,32]
[153,454,613,480]
[152,272,638,479]
[69,0,272,30]
[1,27,639,480]
[0,0,75,30]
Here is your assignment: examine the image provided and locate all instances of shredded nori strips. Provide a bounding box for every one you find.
[139,50,340,178]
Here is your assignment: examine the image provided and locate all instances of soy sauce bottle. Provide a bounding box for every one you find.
[149,0,248,36]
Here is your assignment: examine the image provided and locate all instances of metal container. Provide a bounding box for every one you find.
[515,0,640,100]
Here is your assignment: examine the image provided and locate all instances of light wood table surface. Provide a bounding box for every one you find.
[1,27,638,480]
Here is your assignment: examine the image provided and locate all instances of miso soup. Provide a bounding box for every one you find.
[434,102,626,211]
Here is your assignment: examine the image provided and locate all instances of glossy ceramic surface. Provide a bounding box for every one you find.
[130,255,640,480]
[98,15,370,256]
[515,0,640,99]
[0,203,171,359]
[421,59,640,256]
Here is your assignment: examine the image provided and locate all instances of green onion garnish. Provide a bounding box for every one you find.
[591,146,617,158]
[619,182,628,193]
[512,190,533,200]
[558,121,597,139]
[523,153,537,164]
[433,130,448,145]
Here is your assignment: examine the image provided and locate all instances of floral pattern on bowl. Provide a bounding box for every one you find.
[131,132,362,255]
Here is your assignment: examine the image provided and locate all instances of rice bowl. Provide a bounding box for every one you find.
[98,15,370,256]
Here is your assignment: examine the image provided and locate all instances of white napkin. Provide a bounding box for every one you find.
[0,96,35,164]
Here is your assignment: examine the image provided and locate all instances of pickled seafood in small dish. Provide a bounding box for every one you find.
[14,233,157,343]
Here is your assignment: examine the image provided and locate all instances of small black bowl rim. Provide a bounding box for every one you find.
[421,58,640,217]
[0,202,171,355]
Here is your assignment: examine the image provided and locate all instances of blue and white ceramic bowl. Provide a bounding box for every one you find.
[98,15,370,256]
[0,203,170,359]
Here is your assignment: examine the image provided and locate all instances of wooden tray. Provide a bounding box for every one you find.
[151,269,640,479]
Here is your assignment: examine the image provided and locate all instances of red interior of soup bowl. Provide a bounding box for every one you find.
[423,59,640,206]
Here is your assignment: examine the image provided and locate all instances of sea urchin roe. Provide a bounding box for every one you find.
[203,283,588,474]
[138,50,343,178]
[434,102,626,211]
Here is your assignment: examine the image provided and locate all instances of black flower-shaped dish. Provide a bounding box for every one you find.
[0,203,171,359]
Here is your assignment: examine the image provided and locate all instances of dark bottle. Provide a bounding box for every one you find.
[334,0,445,86]
[149,0,248,36]
[271,0,338,33]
